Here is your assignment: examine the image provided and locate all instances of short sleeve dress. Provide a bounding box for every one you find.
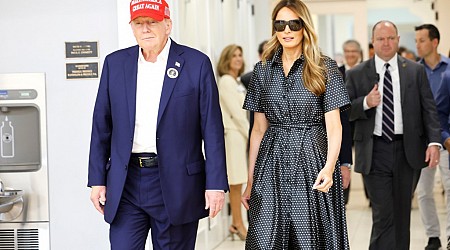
[243,49,350,249]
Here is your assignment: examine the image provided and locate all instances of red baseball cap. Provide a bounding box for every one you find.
[129,0,170,23]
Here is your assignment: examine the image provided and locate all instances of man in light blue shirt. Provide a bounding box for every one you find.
[415,23,450,250]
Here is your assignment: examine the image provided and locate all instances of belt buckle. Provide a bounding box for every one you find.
[138,157,150,168]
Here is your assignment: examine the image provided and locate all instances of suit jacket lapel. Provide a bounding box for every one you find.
[365,58,378,91]
[124,46,139,133]
[397,55,408,105]
[157,40,185,127]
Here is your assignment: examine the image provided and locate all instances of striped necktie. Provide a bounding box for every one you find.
[382,63,395,142]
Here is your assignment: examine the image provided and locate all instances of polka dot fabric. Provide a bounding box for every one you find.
[243,48,350,249]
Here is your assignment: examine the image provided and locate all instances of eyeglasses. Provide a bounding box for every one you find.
[344,50,360,54]
[273,19,303,32]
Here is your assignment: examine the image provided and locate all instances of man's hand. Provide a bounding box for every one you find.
[366,84,381,108]
[90,185,106,215]
[340,166,351,189]
[205,191,225,218]
[425,145,440,168]
[445,138,450,154]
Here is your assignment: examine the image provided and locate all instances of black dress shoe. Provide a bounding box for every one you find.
[425,237,441,250]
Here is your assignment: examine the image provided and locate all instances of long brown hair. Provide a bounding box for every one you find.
[217,44,245,77]
[262,0,326,96]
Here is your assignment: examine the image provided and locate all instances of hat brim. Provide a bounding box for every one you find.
[130,10,164,23]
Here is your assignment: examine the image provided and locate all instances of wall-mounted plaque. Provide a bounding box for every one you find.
[65,41,98,58]
[66,62,99,79]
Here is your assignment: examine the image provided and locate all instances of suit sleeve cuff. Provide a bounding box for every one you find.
[363,96,370,111]
[428,142,443,150]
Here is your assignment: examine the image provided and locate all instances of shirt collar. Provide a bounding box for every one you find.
[418,54,450,70]
[138,38,171,63]
[374,54,398,72]
[344,62,359,71]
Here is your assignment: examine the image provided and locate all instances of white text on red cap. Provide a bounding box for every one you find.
[131,0,162,5]
[133,3,159,12]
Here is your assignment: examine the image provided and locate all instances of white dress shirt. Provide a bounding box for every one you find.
[369,55,403,136]
[132,39,171,153]
[363,55,441,148]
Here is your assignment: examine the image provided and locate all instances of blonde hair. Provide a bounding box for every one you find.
[262,0,326,96]
[217,44,245,77]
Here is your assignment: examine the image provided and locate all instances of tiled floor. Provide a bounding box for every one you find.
[214,170,449,250]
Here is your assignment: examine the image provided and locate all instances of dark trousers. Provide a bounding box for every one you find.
[344,182,350,204]
[363,137,414,250]
[110,161,198,250]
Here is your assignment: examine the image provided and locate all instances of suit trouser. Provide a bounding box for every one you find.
[364,137,413,250]
[343,182,350,204]
[417,150,450,238]
[109,162,198,250]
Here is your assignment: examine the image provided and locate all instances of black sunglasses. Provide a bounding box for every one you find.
[273,19,303,32]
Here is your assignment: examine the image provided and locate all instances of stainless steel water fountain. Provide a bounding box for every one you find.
[0,73,49,250]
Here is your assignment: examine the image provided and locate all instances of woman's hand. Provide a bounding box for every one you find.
[241,185,252,210]
[312,166,334,193]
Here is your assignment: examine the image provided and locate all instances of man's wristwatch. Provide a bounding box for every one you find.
[341,163,352,170]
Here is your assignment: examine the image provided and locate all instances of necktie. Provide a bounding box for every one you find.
[382,63,395,142]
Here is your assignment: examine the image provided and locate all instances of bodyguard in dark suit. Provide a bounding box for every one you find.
[338,39,363,204]
[87,1,228,249]
[346,20,441,250]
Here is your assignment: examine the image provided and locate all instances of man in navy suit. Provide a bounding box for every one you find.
[437,70,450,157]
[87,1,229,249]
[436,70,450,249]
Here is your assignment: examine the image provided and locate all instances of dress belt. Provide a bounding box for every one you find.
[130,153,158,168]
[269,123,321,129]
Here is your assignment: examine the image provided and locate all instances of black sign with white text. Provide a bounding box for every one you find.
[65,41,98,58]
[66,62,99,79]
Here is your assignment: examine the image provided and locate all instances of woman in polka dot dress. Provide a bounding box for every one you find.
[241,0,350,249]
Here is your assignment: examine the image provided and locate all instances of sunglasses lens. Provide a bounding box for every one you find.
[273,21,286,32]
[289,20,302,31]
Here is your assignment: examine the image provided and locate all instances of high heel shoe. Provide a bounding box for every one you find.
[229,225,247,241]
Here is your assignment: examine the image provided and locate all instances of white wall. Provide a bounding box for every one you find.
[305,0,368,60]
[0,1,118,249]
[367,0,435,56]
[436,0,450,56]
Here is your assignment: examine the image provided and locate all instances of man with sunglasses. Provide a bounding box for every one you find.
[87,0,228,249]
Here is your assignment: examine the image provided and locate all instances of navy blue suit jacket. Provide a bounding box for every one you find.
[88,40,229,225]
[436,70,450,146]
[337,65,353,165]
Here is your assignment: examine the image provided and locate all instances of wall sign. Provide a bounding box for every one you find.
[66,62,99,79]
[65,41,98,58]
